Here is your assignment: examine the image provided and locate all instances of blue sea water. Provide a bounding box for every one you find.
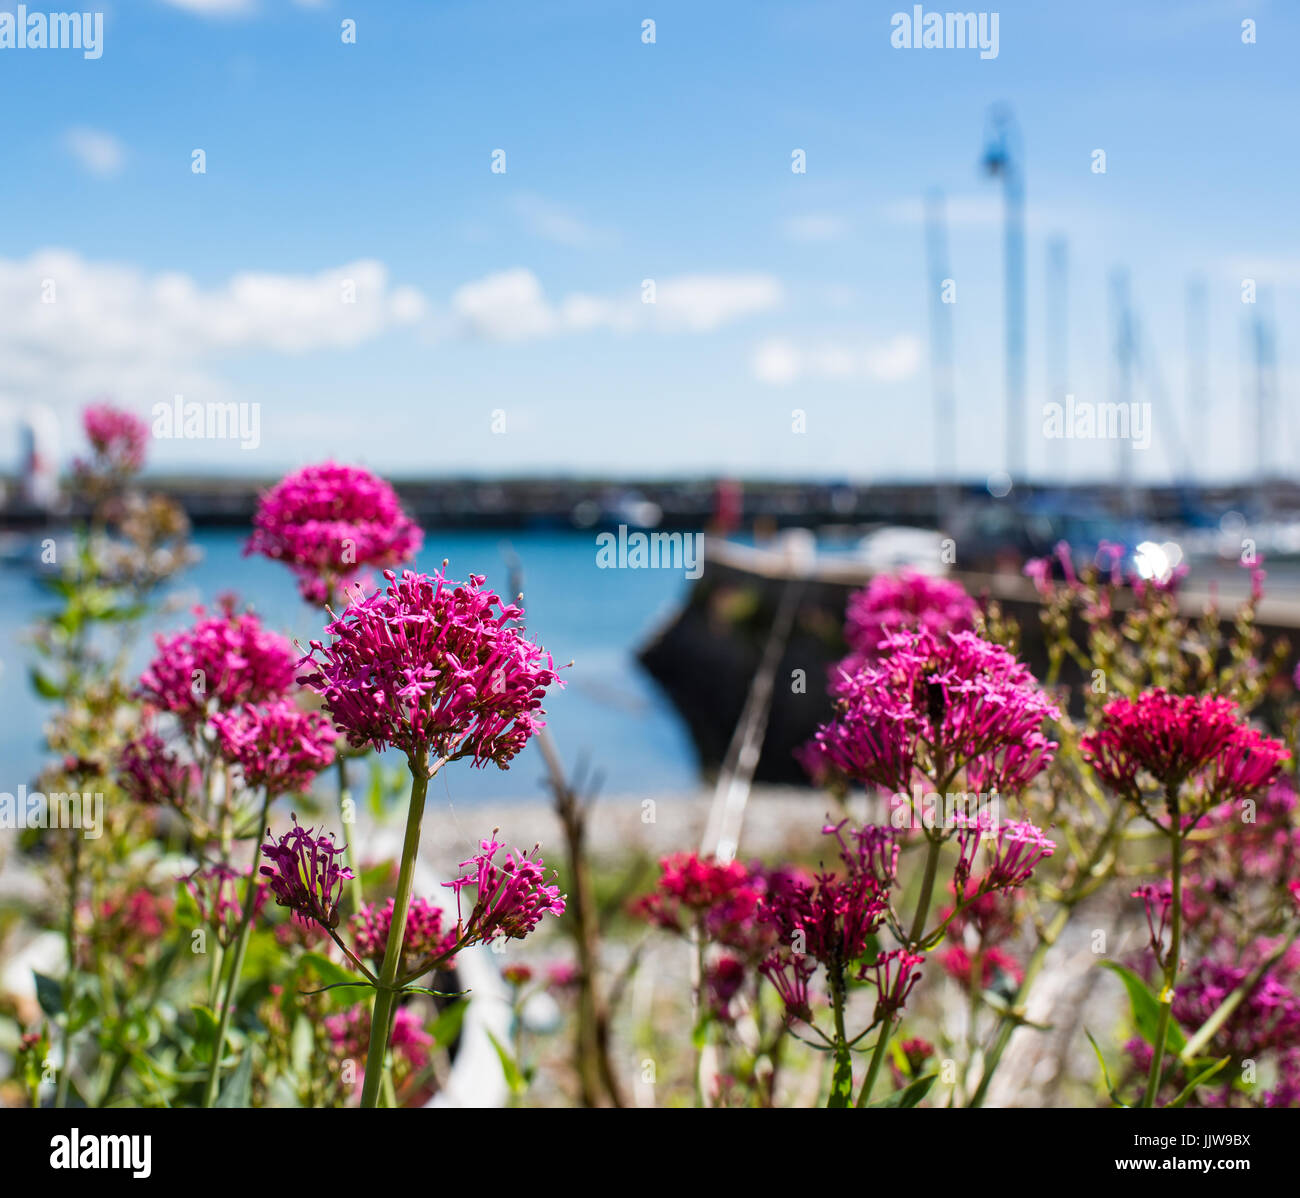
[0,527,701,802]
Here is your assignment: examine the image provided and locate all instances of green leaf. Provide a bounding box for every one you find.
[428,999,468,1049]
[1085,1028,1129,1108]
[1167,1057,1230,1108]
[486,1030,526,1094]
[298,952,366,989]
[1100,961,1187,1053]
[865,1071,937,1108]
[190,1004,218,1056]
[29,668,65,700]
[215,1049,253,1108]
[34,971,63,1018]
[827,1043,854,1108]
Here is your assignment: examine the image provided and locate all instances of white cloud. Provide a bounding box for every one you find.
[451,269,782,341]
[0,251,428,416]
[752,335,923,385]
[64,128,124,178]
[782,213,849,242]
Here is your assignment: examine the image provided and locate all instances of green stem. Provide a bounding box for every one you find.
[1142,796,1183,1108]
[54,836,82,1109]
[202,788,271,1107]
[360,751,430,1108]
[908,836,943,947]
[855,1017,896,1107]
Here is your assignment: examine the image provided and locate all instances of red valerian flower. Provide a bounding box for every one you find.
[245,462,423,605]
[1081,689,1288,815]
[118,720,198,807]
[952,816,1056,901]
[259,817,354,929]
[843,570,976,663]
[80,401,149,475]
[445,836,565,943]
[939,944,1024,990]
[707,954,748,1022]
[861,949,925,1021]
[139,599,297,727]
[297,568,561,768]
[184,863,268,946]
[326,1003,433,1072]
[211,699,337,796]
[805,629,1059,796]
[350,896,460,974]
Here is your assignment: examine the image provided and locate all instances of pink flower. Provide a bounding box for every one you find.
[350,896,460,974]
[118,722,198,807]
[759,952,816,1024]
[297,568,562,768]
[502,963,534,987]
[1081,689,1289,812]
[632,852,752,934]
[138,599,297,727]
[183,863,267,945]
[245,462,422,605]
[939,944,1023,989]
[861,949,925,1020]
[211,699,337,796]
[259,817,354,929]
[707,955,747,1022]
[1132,883,1174,961]
[545,960,580,989]
[326,1003,432,1072]
[953,817,1056,900]
[760,867,886,971]
[445,836,565,943]
[805,629,1059,796]
[80,401,148,474]
[843,570,976,663]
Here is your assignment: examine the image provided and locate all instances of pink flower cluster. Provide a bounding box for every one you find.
[326,1003,432,1072]
[297,568,561,767]
[118,723,198,807]
[81,402,149,475]
[952,816,1056,901]
[805,629,1059,796]
[245,462,423,605]
[259,817,354,929]
[843,570,976,662]
[350,896,460,974]
[1081,689,1288,812]
[184,863,267,944]
[445,836,566,943]
[758,826,899,1024]
[211,699,337,796]
[139,600,297,727]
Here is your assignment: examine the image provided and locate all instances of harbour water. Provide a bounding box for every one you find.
[0,527,702,802]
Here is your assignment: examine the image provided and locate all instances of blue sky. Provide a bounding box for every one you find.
[0,0,1296,483]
